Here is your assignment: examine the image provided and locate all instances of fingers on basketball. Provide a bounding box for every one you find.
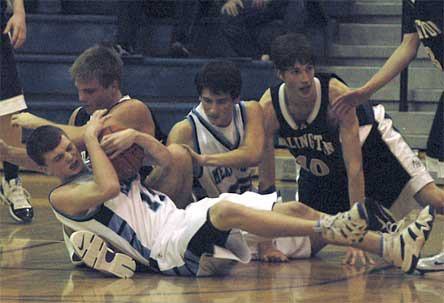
[99,124,145,181]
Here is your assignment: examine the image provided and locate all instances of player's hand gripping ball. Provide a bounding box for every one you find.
[99,124,145,181]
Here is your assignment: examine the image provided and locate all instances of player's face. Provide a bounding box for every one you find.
[75,78,116,114]
[43,136,84,179]
[200,88,236,127]
[279,62,316,99]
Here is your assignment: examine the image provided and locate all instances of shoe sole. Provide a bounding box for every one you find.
[416,267,444,274]
[70,230,136,278]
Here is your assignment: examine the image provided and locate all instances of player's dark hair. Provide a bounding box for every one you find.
[26,126,67,166]
[270,33,315,71]
[70,44,123,89]
[195,60,242,99]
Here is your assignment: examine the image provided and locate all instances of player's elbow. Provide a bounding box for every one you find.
[102,182,121,200]
[249,155,262,167]
[243,144,264,166]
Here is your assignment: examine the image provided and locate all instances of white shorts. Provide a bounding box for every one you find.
[174,192,311,276]
[0,94,27,116]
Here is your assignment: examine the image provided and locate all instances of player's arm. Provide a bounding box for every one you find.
[333,32,420,112]
[167,119,194,147]
[360,32,420,97]
[330,79,365,206]
[194,101,265,168]
[11,112,89,150]
[50,111,120,216]
[100,128,172,168]
[258,90,279,193]
[5,0,26,48]
[0,139,46,173]
[108,99,156,136]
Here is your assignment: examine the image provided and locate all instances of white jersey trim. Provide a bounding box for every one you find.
[373,104,433,198]
[0,94,27,116]
[278,78,321,130]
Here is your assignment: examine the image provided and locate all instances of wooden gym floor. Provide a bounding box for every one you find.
[0,173,443,303]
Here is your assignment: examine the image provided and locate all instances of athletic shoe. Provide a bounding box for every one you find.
[416,244,444,274]
[70,230,136,278]
[63,225,85,266]
[0,177,33,223]
[383,206,435,274]
[318,202,368,245]
[364,197,399,233]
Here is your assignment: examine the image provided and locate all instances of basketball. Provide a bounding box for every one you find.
[99,124,145,181]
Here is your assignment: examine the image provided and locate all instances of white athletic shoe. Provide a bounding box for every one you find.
[0,177,33,223]
[318,202,368,245]
[383,206,435,274]
[70,230,136,278]
[416,243,444,274]
[62,225,85,266]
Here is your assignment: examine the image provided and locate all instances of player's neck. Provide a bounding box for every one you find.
[284,85,317,122]
[108,92,124,109]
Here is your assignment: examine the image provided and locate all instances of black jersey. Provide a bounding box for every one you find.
[403,0,444,71]
[270,74,387,214]
[1,0,9,30]
[270,73,374,183]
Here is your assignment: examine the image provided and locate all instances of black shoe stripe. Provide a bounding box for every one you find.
[105,250,115,263]
[400,235,405,260]
[407,228,418,241]
[122,263,135,272]
[424,228,432,241]
[407,255,419,274]
[92,257,98,268]
[415,222,426,230]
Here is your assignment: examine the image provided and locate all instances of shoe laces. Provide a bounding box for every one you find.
[383,219,406,235]
[6,179,32,209]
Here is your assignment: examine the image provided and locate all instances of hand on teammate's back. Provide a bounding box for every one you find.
[332,88,372,118]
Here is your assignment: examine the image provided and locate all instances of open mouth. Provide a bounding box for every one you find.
[300,85,311,94]
[70,160,80,170]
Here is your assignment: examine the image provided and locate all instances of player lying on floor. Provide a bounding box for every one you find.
[0,110,434,278]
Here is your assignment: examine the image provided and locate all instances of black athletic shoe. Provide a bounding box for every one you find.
[364,197,398,233]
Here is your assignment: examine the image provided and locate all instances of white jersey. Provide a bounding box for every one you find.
[50,170,288,276]
[50,171,195,273]
[187,101,254,199]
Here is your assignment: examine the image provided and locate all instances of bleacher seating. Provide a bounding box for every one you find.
[13,0,442,146]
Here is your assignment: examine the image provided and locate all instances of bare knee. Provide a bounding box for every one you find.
[209,201,245,231]
[415,183,444,213]
[274,201,319,219]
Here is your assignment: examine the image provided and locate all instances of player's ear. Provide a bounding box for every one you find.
[277,70,285,82]
[110,80,119,91]
[42,166,51,175]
